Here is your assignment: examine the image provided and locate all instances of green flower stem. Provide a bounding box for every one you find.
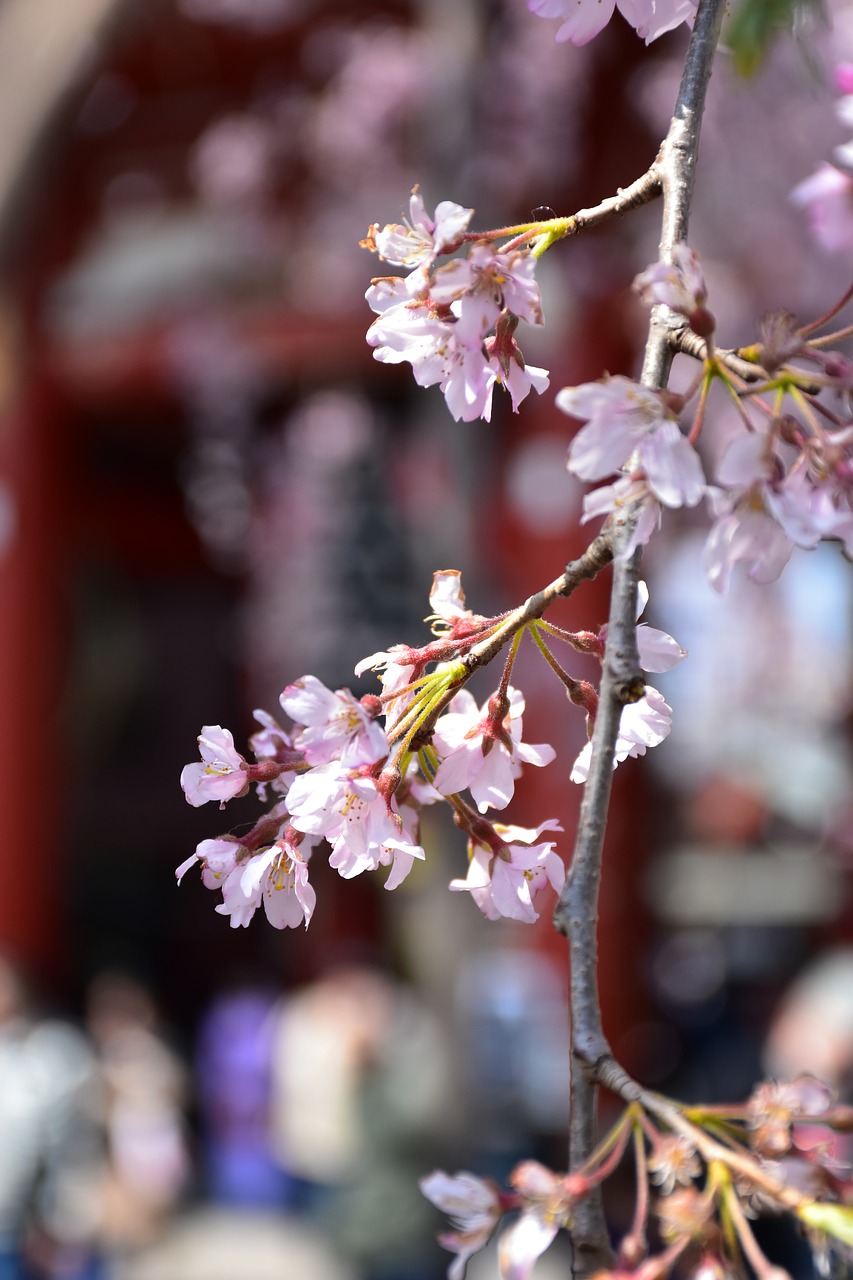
[386,665,465,748]
[529,623,586,696]
[720,1175,778,1279]
[629,1120,651,1246]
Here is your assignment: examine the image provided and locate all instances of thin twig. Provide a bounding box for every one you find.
[461,531,614,674]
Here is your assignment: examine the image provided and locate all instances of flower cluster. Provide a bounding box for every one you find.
[792,65,853,255]
[179,571,684,929]
[556,244,853,592]
[420,1162,580,1280]
[179,572,564,929]
[363,189,550,422]
[527,0,697,46]
[421,1077,853,1280]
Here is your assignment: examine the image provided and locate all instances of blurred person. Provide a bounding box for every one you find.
[269,965,452,1280]
[194,982,289,1208]
[764,948,853,1094]
[85,971,190,1253]
[0,952,103,1280]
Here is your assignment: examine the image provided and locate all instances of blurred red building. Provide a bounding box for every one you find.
[0,0,698,1076]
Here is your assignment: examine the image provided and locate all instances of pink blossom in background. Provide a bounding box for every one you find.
[581,475,663,559]
[633,242,708,315]
[704,502,794,593]
[419,1171,502,1280]
[560,378,671,479]
[791,164,853,254]
[703,432,793,592]
[559,376,705,509]
[499,1161,571,1280]
[180,0,300,30]
[189,114,275,206]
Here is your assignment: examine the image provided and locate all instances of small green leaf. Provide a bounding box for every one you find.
[727,0,816,75]
[799,1202,853,1247]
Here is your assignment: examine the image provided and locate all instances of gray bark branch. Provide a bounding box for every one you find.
[552,1,728,1273]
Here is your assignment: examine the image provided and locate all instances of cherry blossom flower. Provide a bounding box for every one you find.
[355,644,424,724]
[704,500,794,594]
[635,582,687,672]
[180,725,251,807]
[633,243,709,319]
[570,687,673,784]
[499,1162,574,1280]
[486,311,550,413]
[248,708,293,762]
[366,281,499,423]
[528,0,697,46]
[326,787,425,889]
[449,820,565,924]
[430,245,544,327]
[215,836,315,930]
[703,433,794,592]
[427,570,479,632]
[705,425,853,594]
[767,464,853,555]
[559,376,705,511]
[175,836,243,887]
[488,351,550,414]
[440,295,502,422]
[747,1078,834,1159]
[648,1138,702,1196]
[366,188,473,268]
[286,763,425,888]
[365,206,550,422]
[365,277,454,386]
[420,1170,503,1280]
[581,474,663,559]
[432,687,556,813]
[279,674,388,768]
[248,709,298,798]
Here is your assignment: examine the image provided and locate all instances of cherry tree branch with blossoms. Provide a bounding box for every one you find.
[554,0,726,1268]
[174,0,853,1277]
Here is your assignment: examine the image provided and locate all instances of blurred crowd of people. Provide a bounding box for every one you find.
[0,955,471,1280]
[0,956,190,1280]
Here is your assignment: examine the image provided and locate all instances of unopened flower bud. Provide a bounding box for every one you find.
[567,679,598,716]
[619,1233,647,1269]
[775,414,804,447]
[360,694,383,720]
[689,306,716,341]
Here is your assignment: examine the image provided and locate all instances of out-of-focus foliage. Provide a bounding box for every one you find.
[727,0,822,73]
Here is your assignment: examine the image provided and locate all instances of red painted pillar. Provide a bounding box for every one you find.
[0,369,65,979]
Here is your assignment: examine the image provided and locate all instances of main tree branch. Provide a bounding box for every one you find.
[552,0,728,1273]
